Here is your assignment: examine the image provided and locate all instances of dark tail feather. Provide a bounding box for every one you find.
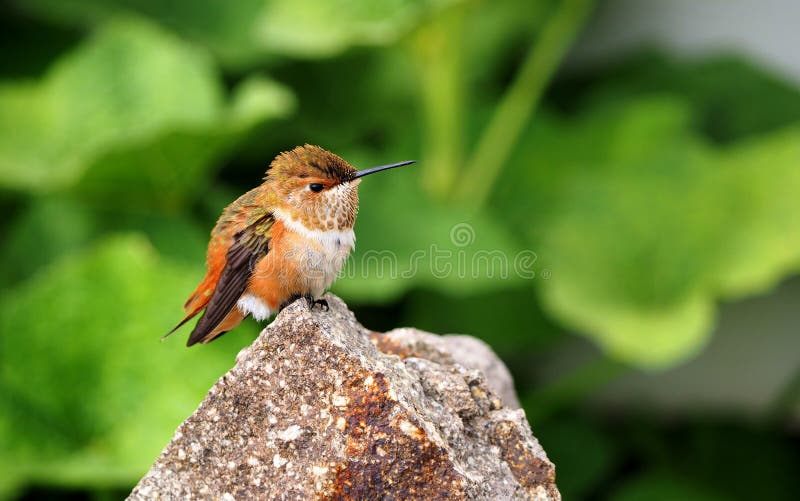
[161,311,201,342]
[186,307,246,346]
[186,309,215,346]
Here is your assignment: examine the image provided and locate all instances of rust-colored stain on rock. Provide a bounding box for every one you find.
[322,371,467,500]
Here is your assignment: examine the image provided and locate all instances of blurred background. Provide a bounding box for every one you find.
[1,0,798,499]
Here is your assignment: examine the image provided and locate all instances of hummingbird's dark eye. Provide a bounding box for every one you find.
[309,183,324,193]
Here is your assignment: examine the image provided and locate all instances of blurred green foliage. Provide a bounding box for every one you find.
[1,236,257,496]
[1,0,799,498]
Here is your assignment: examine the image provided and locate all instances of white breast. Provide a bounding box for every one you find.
[273,208,355,297]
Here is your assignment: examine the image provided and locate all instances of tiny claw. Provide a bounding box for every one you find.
[300,294,329,311]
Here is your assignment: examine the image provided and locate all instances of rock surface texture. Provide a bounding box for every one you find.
[129,295,559,500]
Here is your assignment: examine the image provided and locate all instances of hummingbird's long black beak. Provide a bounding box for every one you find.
[353,160,415,179]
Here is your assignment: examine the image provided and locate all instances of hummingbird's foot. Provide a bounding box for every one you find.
[303,294,331,311]
[299,294,329,311]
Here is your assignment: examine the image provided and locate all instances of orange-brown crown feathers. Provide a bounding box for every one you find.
[264,145,361,231]
[266,144,356,182]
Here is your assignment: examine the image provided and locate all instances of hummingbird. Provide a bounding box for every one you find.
[168,145,414,346]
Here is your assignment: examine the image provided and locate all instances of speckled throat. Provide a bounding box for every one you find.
[292,182,359,232]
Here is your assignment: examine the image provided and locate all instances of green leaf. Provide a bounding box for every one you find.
[711,128,800,296]
[0,18,294,198]
[494,96,800,367]
[17,0,463,64]
[72,76,294,210]
[254,0,450,58]
[0,234,259,492]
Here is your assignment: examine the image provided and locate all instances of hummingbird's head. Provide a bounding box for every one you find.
[265,144,414,231]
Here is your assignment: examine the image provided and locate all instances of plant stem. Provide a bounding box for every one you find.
[457,0,595,207]
[413,6,467,200]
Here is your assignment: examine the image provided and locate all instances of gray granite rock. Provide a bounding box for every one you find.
[129,295,559,500]
[369,328,521,409]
